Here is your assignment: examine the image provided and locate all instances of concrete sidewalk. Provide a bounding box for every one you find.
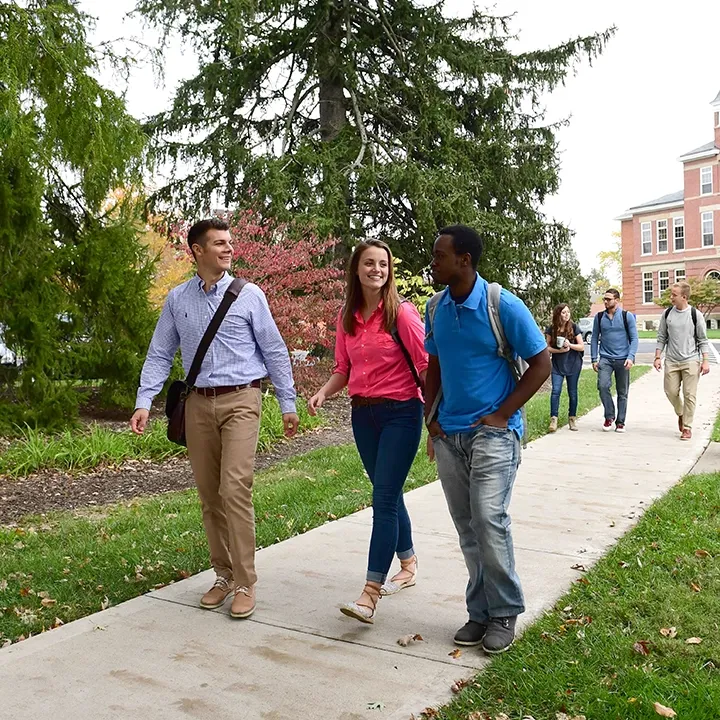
[3,369,720,719]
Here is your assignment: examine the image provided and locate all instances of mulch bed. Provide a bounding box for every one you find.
[0,398,353,526]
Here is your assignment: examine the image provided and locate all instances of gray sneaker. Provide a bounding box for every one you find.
[453,620,487,646]
[482,616,516,654]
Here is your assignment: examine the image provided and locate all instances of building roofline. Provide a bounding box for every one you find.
[616,199,684,220]
[677,145,719,162]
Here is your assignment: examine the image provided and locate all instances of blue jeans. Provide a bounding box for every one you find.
[597,357,630,424]
[433,425,524,621]
[550,370,580,417]
[351,398,423,583]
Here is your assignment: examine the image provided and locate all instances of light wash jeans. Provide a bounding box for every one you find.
[597,357,630,424]
[433,425,524,622]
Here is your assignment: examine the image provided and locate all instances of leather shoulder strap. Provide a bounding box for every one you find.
[186,278,247,387]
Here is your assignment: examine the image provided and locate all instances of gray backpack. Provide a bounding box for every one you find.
[426,282,529,445]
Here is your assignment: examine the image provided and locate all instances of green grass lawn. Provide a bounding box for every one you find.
[432,471,720,720]
[0,367,649,645]
[638,329,720,339]
[0,393,322,478]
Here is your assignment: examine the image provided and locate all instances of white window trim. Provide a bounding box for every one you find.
[700,166,713,196]
[640,221,652,256]
[673,217,685,252]
[642,271,654,305]
[675,269,686,283]
[656,219,668,254]
[702,211,715,247]
[659,270,669,292]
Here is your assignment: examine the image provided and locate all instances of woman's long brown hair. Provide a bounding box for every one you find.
[342,240,402,335]
[550,303,576,345]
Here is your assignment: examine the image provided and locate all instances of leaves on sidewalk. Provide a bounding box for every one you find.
[366,701,385,711]
[448,648,463,659]
[397,633,424,647]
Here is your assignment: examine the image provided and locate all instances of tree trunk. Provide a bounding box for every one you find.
[318,2,346,142]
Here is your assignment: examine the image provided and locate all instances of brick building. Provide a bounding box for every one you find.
[617,90,720,328]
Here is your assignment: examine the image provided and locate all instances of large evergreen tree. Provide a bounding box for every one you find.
[138,0,608,315]
[0,0,156,428]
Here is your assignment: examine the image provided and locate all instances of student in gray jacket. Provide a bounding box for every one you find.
[654,281,710,440]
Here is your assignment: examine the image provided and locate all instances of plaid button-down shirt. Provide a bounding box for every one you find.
[136,273,297,414]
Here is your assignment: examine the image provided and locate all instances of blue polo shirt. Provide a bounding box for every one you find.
[425,274,547,435]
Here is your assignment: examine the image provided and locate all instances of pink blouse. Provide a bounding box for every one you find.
[333,301,429,401]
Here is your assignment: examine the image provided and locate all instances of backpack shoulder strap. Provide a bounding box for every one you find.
[691,306,699,347]
[425,291,444,339]
[664,306,672,319]
[594,310,604,336]
[487,282,510,360]
[622,309,630,343]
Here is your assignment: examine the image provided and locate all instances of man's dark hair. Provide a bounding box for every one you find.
[605,288,621,299]
[187,217,230,253]
[438,224,483,269]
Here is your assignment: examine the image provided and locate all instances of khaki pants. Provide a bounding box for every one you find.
[185,387,262,588]
[663,360,700,428]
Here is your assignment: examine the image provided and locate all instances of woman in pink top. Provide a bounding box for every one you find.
[309,240,428,624]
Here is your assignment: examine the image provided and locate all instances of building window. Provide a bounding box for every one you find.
[700,166,713,195]
[641,222,652,255]
[657,219,668,253]
[702,211,714,247]
[673,217,685,251]
[643,272,654,304]
[675,269,686,283]
[707,270,720,282]
[659,270,669,292]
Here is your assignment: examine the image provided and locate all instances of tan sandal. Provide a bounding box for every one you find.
[380,556,418,596]
[339,583,381,624]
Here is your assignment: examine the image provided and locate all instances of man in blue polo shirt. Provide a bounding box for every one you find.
[590,288,639,433]
[424,225,550,654]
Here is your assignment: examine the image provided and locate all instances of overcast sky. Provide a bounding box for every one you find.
[84,0,720,275]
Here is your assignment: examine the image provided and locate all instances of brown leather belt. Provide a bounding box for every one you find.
[192,380,262,397]
[351,396,396,408]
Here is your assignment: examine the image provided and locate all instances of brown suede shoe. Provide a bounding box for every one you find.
[230,585,256,619]
[200,576,234,609]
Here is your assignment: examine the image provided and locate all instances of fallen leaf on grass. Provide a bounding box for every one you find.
[52,617,64,628]
[557,714,587,720]
[451,678,470,693]
[685,637,703,644]
[448,648,463,659]
[100,596,110,610]
[397,633,424,647]
[619,561,630,569]
[366,701,385,711]
[1,639,12,648]
[653,702,676,717]
[695,549,710,558]
[467,712,491,720]
[0,579,7,592]
[660,627,677,638]
[690,582,702,592]
[495,714,510,720]
[576,577,590,586]
[633,640,651,656]
[40,597,56,607]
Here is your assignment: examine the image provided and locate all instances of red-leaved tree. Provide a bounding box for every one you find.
[167,210,345,397]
